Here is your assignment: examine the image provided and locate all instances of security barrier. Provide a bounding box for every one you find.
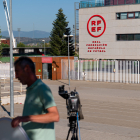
[61,59,140,84]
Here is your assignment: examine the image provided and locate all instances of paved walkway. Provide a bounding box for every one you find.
[1,80,140,140]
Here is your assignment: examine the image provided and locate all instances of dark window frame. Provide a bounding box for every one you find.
[127,12,135,19]
[116,34,140,41]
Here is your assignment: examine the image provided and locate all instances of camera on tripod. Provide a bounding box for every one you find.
[59,85,83,119]
[58,85,84,140]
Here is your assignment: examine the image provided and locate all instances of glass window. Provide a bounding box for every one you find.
[135,12,139,18]
[135,12,140,18]
[135,0,140,4]
[116,13,120,19]
[135,34,140,40]
[120,13,127,19]
[120,35,127,40]
[127,34,134,40]
[128,13,134,18]
[117,35,121,40]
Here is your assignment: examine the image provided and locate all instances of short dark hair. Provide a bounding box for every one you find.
[14,56,35,73]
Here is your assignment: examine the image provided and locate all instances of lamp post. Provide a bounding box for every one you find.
[64,35,73,86]
[42,40,45,55]
[17,28,20,43]
[10,0,14,117]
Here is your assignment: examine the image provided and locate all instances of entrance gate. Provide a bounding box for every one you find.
[42,63,52,80]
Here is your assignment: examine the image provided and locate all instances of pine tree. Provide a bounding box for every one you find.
[64,27,75,56]
[50,8,75,56]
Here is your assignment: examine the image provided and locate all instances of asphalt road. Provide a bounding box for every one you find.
[1,79,140,140]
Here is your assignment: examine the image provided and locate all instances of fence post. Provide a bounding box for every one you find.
[99,60,102,81]
[115,60,118,82]
[126,60,128,83]
[108,60,110,82]
[104,60,106,82]
[135,61,137,84]
[129,61,131,83]
[123,60,126,83]
[78,60,79,80]
[97,59,98,81]
[138,60,139,84]
[132,61,134,84]
[111,60,114,82]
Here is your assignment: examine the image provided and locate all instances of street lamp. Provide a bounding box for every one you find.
[42,40,45,55]
[17,28,20,43]
[64,35,73,86]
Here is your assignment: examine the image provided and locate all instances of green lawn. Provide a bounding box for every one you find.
[0,57,13,63]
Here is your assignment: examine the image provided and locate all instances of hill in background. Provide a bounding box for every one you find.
[15,37,50,45]
[1,30,79,45]
[1,30,50,38]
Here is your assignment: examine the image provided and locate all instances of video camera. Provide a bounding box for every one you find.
[58,85,84,140]
[58,85,84,120]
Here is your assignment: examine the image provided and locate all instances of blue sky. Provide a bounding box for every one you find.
[0,0,81,33]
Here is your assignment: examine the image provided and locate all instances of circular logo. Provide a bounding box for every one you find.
[87,15,106,38]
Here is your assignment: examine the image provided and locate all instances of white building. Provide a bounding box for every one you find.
[79,0,140,59]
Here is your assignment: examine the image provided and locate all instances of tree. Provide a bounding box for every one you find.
[1,43,9,48]
[17,42,26,48]
[49,8,75,56]
[63,28,75,56]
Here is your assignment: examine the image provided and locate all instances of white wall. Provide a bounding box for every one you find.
[79,4,140,59]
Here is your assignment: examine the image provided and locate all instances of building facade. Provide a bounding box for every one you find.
[0,38,10,46]
[14,56,74,80]
[79,0,140,59]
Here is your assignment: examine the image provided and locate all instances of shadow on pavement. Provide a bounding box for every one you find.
[57,80,68,85]
[1,105,10,116]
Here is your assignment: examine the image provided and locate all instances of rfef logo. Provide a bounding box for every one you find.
[87,15,106,38]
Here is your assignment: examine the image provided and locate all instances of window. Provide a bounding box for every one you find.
[135,12,139,18]
[117,34,121,40]
[120,13,127,19]
[128,13,134,19]
[127,34,134,40]
[117,34,140,41]
[116,13,120,19]
[117,11,140,19]
[135,34,140,40]
[120,34,127,40]
[135,12,140,18]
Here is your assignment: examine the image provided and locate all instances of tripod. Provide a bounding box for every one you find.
[66,116,78,140]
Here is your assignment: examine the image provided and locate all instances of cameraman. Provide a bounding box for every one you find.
[11,56,59,140]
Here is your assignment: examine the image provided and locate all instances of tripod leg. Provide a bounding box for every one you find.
[66,128,71,140]
[71,127,77,140]
[76,124,78,140]
[71,135,76,140]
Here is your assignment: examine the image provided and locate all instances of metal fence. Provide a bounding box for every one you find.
[61,59,140,84]
[0,63,26,94]
[0,63,15,78]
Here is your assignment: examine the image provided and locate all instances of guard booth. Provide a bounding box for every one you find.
[14,56,74,80]
[42,57,52,80]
